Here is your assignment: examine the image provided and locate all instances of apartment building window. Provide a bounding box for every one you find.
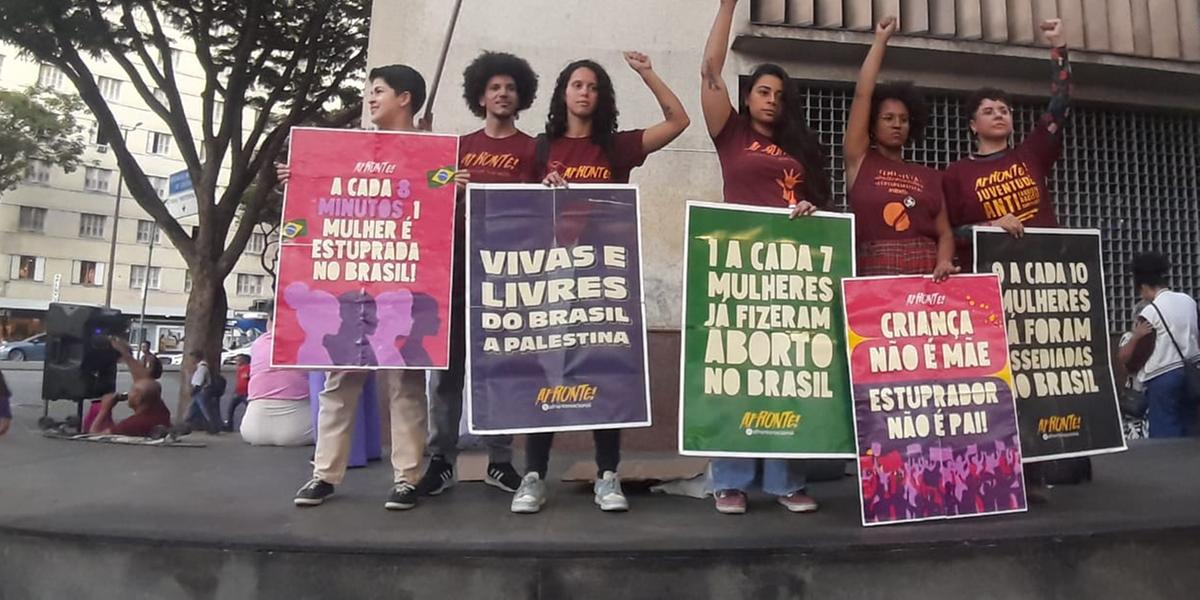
[136,220,159,244]
[25,160,50,184]
[79,213,106,238]
[147,131,171,155]
[37,63,63,89]
[84,167,112,192]
[130,265,161,290]
[9,256,45,282]
[236,274,264,296]
[97,76,122,101]
[18,207,46,232]
[184,270,192,293]
[72,260,106,286]
[147,175,168,199]
[246,232,266,254]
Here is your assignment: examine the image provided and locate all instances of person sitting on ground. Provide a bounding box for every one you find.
[89,337,172,436]
[140,341,163,380]
[0,371,12,436]
[224,354,251,431]
[240,309,314,447]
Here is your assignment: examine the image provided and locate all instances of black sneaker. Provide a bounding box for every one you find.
[294,478,334,507]
[385,481,418,510]
[485,462,522,493]
[415,456,455,496]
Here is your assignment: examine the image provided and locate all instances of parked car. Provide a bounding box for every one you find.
[0,333,47,361]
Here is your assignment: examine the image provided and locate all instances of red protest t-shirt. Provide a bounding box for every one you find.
[111,401,172,437]
[713,115,809,207]
[459,129,537,184]
[943,117,1062,229]
[850,149,944,243]
[543,130,647,183]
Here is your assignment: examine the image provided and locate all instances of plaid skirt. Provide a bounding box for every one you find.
[857,238,938,276]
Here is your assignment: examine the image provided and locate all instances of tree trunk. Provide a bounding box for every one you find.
[176,263,229,422]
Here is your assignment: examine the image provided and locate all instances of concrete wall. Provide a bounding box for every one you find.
[369,0,1200,329]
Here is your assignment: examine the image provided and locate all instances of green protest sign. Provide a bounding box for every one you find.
[679,202,856,457]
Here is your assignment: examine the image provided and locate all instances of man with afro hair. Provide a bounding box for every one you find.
[417,51,540,498]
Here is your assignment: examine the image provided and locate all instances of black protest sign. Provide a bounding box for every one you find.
[974,228,1126,461]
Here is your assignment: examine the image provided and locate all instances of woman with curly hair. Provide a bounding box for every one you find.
[536,52,690,186]
[418,51,540,500]
[700,0,832,515]
[844,17,956,279]
[511,52,688,515]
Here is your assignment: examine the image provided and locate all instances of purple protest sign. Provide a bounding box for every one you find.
[465,184,650,434]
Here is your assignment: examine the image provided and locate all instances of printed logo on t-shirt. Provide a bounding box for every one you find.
[550,160,610,182]
[973,162,1041,221]
[462,151,523,173]
[776,168,803,206]
[746,140,786,157]
[874,170,926,232]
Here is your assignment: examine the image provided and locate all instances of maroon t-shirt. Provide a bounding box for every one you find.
[459,129,537,184]
[713,115,809,207]
[111,401,171,436]
[850,149,944,243]
[543,130,647,183]
[943,117,1061,229]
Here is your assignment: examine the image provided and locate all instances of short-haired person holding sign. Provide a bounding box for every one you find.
[843,17,956,281]
[510,50,690,514]
[700,0,831,514]
[280,64,435,511]
[943,19,1071,252]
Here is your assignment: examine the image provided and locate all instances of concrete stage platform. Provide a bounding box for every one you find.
[1,413,1198,599]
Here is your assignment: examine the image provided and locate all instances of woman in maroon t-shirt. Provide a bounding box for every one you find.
[943,18,1070,266]
[537,52,690,186]
[844,17,956,280]
[699,0,833,516]
[516,52,689,515]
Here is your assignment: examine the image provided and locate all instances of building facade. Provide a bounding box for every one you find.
[0,41,275,352]
[369,0,1200,333]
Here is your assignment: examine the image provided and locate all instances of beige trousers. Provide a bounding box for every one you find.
[311,369,428,485]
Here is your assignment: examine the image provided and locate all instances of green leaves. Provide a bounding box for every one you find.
[0,87,85,193]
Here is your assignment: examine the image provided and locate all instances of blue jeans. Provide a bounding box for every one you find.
[1146,368,1196,438]
[185,389,218,426]
[711,459,806,496]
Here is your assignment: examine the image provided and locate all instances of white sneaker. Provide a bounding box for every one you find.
[510,472,547,514]
[593,471,628,512]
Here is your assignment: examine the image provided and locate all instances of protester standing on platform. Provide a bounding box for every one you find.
[942,18,1071,498]
[509,50,689,514]
[281,64,433,510]
[1123,253,1200,437]
[698,0,829,515]
[415,51,538,498]
[240,305,314,447]
[844,17,956,281]
[223,354,251,431]
[0,371,12,436]
[943,18,1070,264]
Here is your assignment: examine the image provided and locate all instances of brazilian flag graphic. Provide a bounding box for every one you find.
[427,166,455,189]
[281,219,308,240]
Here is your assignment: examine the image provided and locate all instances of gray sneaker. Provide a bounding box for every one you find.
[510,472,547,514]
[593,471,628,512]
